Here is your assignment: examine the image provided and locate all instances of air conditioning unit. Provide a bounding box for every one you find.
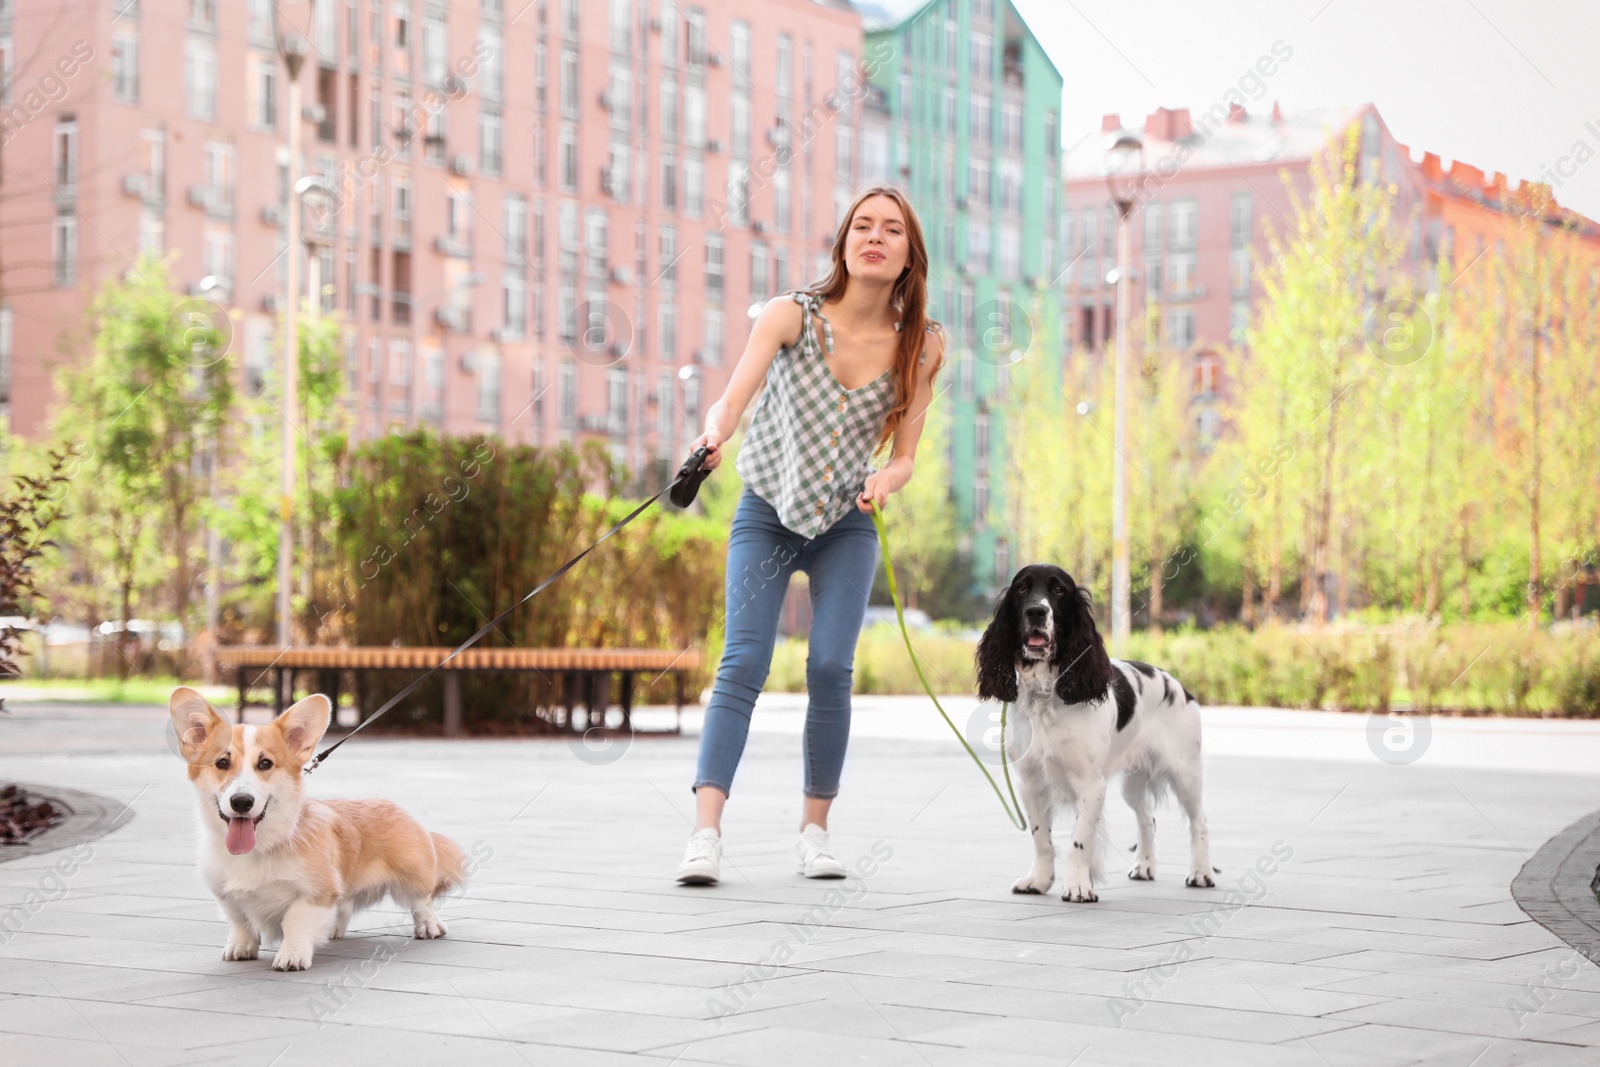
[955,195,968,210]
[436,307,463,331]
[458,352,478,373]
[489,327,522,342]
[598,165,613,195]
[579,412,610,431]
[751,220,767,235]
[304,103,327,124]
[122,173,148,198]
[188,185,213,210]
[261,294,279,313]
[705,138,723,154]
[649,17,661,31]
[598,89,612,111]
[442,74,467,97]
[608,265,633,285]
[261,203,283,225]
[767,125,790,148]
[706,53,723,68]
[609,341,628,359]
[450,153,474,176]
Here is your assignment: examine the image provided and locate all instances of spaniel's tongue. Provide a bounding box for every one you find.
[1026,635,1049,648]
[226,817,257,855]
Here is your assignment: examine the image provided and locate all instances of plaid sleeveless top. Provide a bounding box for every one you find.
[735,290,923,538]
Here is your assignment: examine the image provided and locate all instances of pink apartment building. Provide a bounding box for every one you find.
[1061,102,1424,434]
[0,0,865,481]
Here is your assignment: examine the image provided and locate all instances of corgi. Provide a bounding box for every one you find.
[168,686,467,971]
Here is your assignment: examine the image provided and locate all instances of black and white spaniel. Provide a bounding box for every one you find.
[976,564,1214,902]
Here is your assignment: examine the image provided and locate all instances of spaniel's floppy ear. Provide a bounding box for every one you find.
[1052,587,1113,706]
[976,584,1020,703]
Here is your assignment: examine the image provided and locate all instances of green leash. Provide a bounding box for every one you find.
[867,501,1026,831]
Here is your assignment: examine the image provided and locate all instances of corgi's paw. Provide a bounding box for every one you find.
[272,943,316,971]
[222,936,259,961]
[413,915,447,939]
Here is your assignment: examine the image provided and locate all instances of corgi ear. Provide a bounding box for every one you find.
[168,687,230,765]
[274,694,332,765]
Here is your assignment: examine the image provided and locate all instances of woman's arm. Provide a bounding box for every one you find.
[857,326,945,512]
[691,296,804,469]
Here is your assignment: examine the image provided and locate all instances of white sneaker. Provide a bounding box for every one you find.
[796,823,847,879]
[676,828,722,885]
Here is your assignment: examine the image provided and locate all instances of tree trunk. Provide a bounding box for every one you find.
[1310,377,1341,627]
[1527,291,1543,629]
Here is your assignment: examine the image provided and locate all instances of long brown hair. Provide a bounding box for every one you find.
[809,185,944,457]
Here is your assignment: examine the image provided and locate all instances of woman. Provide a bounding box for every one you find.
[676,187,945,885]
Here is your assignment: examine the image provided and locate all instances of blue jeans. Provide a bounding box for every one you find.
[694,486,881,799]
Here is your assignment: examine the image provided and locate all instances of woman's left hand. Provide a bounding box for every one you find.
[857,458,912,514]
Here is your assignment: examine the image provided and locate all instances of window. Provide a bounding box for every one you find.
[731,93,750,160]
[968,157,990,206]
[659,224,677,285]
[660,78,678,143]
[479,26,503,99]
[701,307,723,366]
[1230,192,1252,246]
[731,20,750,84]
[53,214,76,286]
[1001,98,1023,153]
[659,2,678,67]
[683,84,706,148]
[656,371,673,436]
[478,351,501,422]
[998,224,1020,280]
[607,367,628,432]
[967,218,989,273]
[559,126,578,192]
[534,41,547,111]
[53,118,77,187]
[1230,247,1250,296]
[705,232,723,296]
[446,188,472,251]
[1166,308,1196,349]
[606,140,629,202]
[203,141,234,213]
[1167,252,1196,295]
[422,13,447,83]
[393,174,411,244]
[970,93,991,144]
[185,39,217,120]
[606,63,631,129]
[503,273,526,337]
[685,7,707,67]
[113,30,139,103]
[609,0,631,51]
[558,283,577,344]
[389,340,411,388]
[725,161,749,226]
[1168,199,1198,250]
[202,228,233,286]
[1230,301,1249,344]
[972,31,992,80]
[750,242,768,299]
[560,46,578,118]
[559,361,577,426]
[660,153,677,211]
[658,302,676,361]
[835,125,852,181]
[252,56,276,129]
[479,109,503,176]
[684,157,703,217]
[776,34,792,98]
[774,170,791,233]
[504,194,527,264]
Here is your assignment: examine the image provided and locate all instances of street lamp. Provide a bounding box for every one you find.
[274,1,312,659]
[1105,131,1144,654]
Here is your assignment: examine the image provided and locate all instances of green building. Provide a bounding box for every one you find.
[859,0,1063,603]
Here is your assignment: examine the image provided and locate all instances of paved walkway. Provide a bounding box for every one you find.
[2,696,1600,1066]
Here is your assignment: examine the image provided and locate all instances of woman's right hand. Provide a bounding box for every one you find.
[692,427,723,469]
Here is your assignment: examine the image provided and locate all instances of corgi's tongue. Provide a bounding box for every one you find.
[226,817,257,855]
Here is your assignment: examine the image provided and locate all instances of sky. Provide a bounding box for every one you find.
[873,0,1600,221]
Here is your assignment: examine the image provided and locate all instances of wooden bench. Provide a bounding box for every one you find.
[215,646,702,736]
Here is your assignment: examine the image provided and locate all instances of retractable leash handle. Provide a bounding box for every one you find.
[668,445,713,508]
[867,500,1027,831]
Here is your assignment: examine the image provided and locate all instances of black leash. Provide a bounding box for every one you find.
[305,447,714,773]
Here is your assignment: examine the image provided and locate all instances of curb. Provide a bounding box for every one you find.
[0,783,136,864]
[1512,806,1600,965]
